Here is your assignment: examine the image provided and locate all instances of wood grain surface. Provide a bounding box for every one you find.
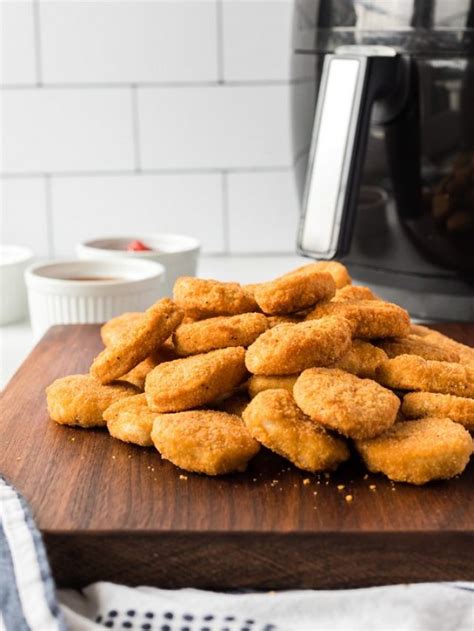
[1,323,473,589]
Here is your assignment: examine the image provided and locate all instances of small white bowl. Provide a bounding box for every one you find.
[77,234,200,296]
[25,259,165,340]
[0,245,34,325]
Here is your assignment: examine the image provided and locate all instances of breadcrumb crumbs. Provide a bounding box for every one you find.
[337,484,345,491]
[369,484,376,491]
[345,494,353,502]
[179,474,188,480]
[303,478,310,485]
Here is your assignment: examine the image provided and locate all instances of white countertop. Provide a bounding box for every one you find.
[0,254,306,389]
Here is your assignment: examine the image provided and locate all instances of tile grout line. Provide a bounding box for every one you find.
[32,0,43,86]
[44,175,54,258]
[216,0,225,84]
[221,171,230,253]
[131,85,141,172]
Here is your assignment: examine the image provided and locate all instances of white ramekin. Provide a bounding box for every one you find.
[25,259,165,340]
[76,234,200,296]
[0,245,35,325]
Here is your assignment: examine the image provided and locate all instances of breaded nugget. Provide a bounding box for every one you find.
[151,410,260,475]
[294,368,400,439]
[145,347,247,412]
[376,355,474,398]
[46,374,138,428]
[173,313,268,356]
[334,285,378,302]
[104,393,156,446]
[411,326,474,367]
[215,391,250,417]
[242,283,261,311]
[266,315,302,328]
[173,277,256,319]
[355,417,473,485]
[254,270,335,315]
[247,374,297,398]
[306,299,410,339]
[334,340,388,379]
[120,356,158,390]
[402,392,474,430]
[101,312,143,346]
[286,261,351,289]
[245,316,352,375]
[90,299,184,384]
[378,334,459,363]
[242,389,349,472]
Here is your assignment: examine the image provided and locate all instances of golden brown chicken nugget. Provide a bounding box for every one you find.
[266,315,302,328]
[378,334,459,363]
[173,277,256,319]
[120,356,158,390]
[100,312,143,346]
[333,340,388,379]
[247,374,297,398]
[355,417,473,485]
[90,299,184,384]
[46,374,138,428]
[306,299,410,339]
[245,316,352,376]
[402,392,474,431]
[376,355,474,398]
[151,410,260,475]
[286,261,351,289]
[294,368,400,439]
[242,389,349,472]
[411,326,474,367]
[334,285,379,302]
[145,347,247,412]
[104,393,156,446]
[254,270,335,315]
[215,391,250,417]
[173,313,268,356]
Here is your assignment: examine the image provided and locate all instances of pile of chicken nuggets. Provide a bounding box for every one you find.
[46,261,474,485]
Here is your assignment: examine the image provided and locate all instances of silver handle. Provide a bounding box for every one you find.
[298,46,403,259]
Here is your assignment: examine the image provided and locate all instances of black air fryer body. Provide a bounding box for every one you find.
[293,0,474,320]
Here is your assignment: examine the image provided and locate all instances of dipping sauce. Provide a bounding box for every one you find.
[126,240,154,252]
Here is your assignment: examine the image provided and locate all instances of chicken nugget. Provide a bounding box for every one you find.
[145,347,247,412]
[378,334,459,363]
[215,391,250,417]
[286,261,351,289]
[411,326,474,367]
[104,393,156,446]
[247,374,297,398]
[402,392,474,431]
[334,340,388,379]
[254,270,335,315]
[266,315,302,328]
[245,316,352,375]
[151,410,260,475]
[46,374,138,428]
[376,355,474,398]
[334,285,379,302]
[242,389,349,472]
[294,368,400,439]
[90,299,184,384]
[173,277,256,319]
[101,312,143,346]
[306,299,410,339]
[355,417,473,485]
[173,313,268,356]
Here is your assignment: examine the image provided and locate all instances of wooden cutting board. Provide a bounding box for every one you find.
[1,323,473,590]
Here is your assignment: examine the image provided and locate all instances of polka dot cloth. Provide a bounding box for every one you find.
[94,609,278,631]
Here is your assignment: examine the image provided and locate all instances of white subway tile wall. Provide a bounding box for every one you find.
[0,0,315,257]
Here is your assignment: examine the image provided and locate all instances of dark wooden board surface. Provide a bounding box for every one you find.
[1,323,473,589]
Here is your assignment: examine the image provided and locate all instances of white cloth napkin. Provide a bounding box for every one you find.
[57,581,474,631]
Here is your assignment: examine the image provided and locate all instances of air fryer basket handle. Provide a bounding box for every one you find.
[298,46,404,259]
